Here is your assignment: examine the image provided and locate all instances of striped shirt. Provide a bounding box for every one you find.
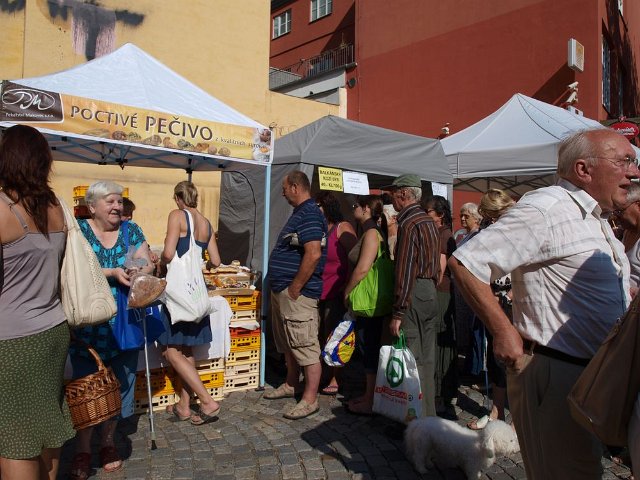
[393,203,441,314]
[268,198,327,299]
[453,179,630,358]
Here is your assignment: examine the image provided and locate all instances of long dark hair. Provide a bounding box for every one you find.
[357,194,388,239]
[0,125,58,236]
[315,191,344,224]
[423,195,452,229]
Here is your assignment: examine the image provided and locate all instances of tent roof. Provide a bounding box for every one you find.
[442,93,604,179]
[273,115,453,184]
[1,43,268,171]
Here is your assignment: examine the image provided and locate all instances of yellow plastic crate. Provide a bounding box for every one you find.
[134,393,176,414]
[174,369,224,392]
[134,368,177,399]
[225,361,259,377]
[73,185,89,198]
[225,291,260,311]
[230,309,258,322]
[226,348,260,365]
[230,332,261,351]
[223,373,258,393]
[176,386,224,402]
[195,358,224,372]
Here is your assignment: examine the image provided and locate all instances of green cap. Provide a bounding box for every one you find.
[384,174,422,189]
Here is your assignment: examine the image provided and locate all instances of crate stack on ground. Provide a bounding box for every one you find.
[224,291,260,393]
[134,291,260,414]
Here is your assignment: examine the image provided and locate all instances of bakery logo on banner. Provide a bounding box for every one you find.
[0,81,64,123]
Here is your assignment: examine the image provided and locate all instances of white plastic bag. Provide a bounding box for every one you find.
[163,210,211,323]
[372,331,422,423]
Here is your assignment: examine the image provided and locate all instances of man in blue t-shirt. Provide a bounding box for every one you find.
[265,170,327,420]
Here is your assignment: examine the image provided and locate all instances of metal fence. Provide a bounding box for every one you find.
[269,43,354,89]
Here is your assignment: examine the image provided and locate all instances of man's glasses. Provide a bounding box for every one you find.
[593,155,640,171]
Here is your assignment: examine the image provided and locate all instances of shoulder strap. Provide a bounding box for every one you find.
[183,210,197,249]
[121,220,130,249]
[0,191,28,232]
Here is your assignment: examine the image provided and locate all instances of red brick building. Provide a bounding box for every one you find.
[270,0,640,225]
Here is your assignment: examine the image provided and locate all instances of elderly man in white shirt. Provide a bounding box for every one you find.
[449,128,638,480]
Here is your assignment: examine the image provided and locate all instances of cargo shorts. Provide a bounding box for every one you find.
[271,289,321,367]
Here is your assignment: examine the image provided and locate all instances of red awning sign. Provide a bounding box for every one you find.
[610,121,639,140]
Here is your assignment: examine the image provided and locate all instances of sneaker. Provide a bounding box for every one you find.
[283,399,319,420]
[263,383,295,400]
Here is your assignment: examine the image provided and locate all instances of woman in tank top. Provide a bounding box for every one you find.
[315,191,357,395]
[343,195,390,415]
[159,181,222,426]
[0,125,75,479]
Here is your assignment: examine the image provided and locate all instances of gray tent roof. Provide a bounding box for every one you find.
[273,115,452,184]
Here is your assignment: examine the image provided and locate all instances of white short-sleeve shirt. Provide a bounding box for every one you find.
[453,179,630,358]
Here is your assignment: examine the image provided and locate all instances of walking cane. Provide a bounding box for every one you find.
[140,308,157,450]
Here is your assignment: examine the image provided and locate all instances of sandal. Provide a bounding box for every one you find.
[283,399,319,420]
[99,445,123,473]
[467,415,490,430]
[166,404,191,421]
[190,406,221,426]
[70,452,92,480]
[320,384,339,396]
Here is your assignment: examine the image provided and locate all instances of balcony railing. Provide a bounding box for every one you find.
[270,43,354,89]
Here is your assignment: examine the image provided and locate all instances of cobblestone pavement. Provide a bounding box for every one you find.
[57,365,634,480]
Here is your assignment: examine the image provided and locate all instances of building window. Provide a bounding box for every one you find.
[273,10,291,38]
[311,0,332,21]
[618,67,625,116]
[602,35,611,111]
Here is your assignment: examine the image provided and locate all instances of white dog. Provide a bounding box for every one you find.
[404,417,520,479]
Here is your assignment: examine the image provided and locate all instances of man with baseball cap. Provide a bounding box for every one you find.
[385,174,441,417]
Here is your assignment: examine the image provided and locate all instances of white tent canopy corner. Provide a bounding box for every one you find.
[0,43,274,398]
[440,93,624,195]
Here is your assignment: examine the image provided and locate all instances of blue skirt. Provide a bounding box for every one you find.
[156,306,212,346]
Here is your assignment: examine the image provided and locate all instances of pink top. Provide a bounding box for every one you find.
[321,223,350,300]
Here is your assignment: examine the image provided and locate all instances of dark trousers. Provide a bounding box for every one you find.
[402,278,438,417]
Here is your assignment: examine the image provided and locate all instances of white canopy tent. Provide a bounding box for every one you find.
[1,44,276,440]
[441,93,611,196]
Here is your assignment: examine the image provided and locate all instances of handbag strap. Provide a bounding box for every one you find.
[183,209,198,251]
[392,330,407,349]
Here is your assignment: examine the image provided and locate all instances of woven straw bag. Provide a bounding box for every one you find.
[65,340,121,430]
[59,197,117,327]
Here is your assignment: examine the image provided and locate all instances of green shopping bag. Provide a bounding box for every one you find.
[348,233,394,317]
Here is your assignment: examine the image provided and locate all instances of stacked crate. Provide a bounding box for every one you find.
[224,291,261,393]
[134,292,260,413]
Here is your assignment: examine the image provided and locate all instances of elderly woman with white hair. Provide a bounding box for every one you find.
[454,202,482,245]
[68,181,153,480]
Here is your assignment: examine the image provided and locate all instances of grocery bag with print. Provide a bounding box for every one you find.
[322,312,356,367]
[372,331,422,423]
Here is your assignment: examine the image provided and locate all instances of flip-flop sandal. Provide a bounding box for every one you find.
[99,446,123,473]
[70,452,92,480]
[166,404,191,421]
[467,415,490,430]
[190,406,221,426]
[320,385,339,395]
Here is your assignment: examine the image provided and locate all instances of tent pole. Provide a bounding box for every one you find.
[258,163,271,390]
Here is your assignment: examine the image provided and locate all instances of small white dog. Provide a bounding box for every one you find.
[405,417,520,479]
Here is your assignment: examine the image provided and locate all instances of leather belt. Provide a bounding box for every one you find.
[522,339,591,367]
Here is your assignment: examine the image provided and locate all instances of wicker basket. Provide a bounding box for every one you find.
[64,342,122,430]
